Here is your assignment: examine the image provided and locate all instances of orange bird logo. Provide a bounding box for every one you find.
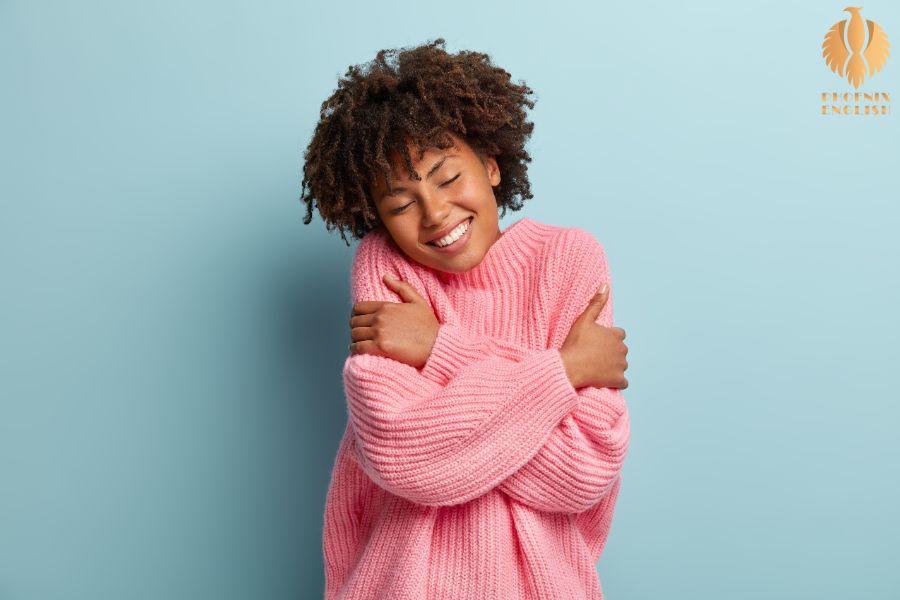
[822,7,890,88]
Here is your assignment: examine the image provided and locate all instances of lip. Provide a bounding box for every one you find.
[426,217,474,253]
[426,216,472,245]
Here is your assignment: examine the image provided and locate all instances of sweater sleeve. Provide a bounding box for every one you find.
[342,232,580,507]
[418,229,630,514]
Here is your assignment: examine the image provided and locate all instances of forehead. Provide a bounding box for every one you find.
[372,137,469,193]
[392,137,463,173]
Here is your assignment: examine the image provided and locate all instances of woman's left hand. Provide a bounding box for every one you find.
[349,274,439,368]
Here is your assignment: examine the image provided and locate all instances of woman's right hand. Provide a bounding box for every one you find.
[558,285,629,390]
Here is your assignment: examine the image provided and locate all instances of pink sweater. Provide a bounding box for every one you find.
[323,216,631,599]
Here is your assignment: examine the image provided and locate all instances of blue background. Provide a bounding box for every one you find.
[1,0,898,598]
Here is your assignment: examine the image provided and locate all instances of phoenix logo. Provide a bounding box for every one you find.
[822,7,890,88]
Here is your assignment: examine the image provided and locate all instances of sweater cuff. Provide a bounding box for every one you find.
[511,348,580,427]
[419,325,580,405]
[419,323,488,385]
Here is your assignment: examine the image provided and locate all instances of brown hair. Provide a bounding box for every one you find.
[299,37,537,245]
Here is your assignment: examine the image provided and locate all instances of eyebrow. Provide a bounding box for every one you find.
[382,155,456,198]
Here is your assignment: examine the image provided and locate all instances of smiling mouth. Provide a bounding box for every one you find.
[426,217,473,247]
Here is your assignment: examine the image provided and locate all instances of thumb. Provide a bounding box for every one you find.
[383,273,422,303]
[582,283,609,321]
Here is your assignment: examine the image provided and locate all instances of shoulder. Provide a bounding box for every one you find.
[530,221,609,283]
[519,219,611,315]
[558,226,608,270]
[539,224,615,335]
[352,227,425,277]
[350,227,429,305]
[353,227,400,269]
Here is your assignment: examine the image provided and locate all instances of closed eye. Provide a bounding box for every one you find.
[390,173,461,215]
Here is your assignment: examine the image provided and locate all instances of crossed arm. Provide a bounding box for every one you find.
[342,230,630,513]
[417,320,629,513]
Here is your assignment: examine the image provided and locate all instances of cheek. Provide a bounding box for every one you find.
[455,181,490,209]
[397,223,432,255]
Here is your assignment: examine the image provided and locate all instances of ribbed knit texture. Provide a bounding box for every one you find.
[323,217,631,600]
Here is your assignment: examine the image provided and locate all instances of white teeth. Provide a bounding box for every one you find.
[432,218,470,247]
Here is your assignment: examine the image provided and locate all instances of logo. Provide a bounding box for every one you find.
[820,7,891,115]
[822,7,890,88]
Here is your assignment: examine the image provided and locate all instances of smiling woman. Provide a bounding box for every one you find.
[301,37,631,600]
[298,37,537,245]
[368,132,504,275]
[332,215,630,600]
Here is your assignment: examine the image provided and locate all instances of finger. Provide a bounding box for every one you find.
[349,324,376,344]
[583,283,609,321]
[349,339,384,357]
[348,336,371,355]
[383,273,424,304]
[352,301,388,316]
[349,313,377,329]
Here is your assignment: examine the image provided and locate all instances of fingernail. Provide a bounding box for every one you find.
[384,274,396,281]
[598,284,608,295]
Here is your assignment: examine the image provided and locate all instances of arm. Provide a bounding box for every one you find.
[343,232,580,507]
[422,326,628,514]
[418,229,629,513]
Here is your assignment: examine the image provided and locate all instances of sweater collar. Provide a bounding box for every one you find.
[431,216,541,289]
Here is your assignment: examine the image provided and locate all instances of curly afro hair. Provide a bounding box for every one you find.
[299,37,537,246]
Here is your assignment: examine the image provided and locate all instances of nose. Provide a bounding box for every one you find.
[420,194,451,228]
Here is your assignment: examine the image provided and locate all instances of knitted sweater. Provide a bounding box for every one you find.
[323,216,631,600]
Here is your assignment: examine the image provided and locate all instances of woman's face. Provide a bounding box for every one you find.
[369,133,502,274]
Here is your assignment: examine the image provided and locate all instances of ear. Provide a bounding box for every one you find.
[483,155,501,187]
